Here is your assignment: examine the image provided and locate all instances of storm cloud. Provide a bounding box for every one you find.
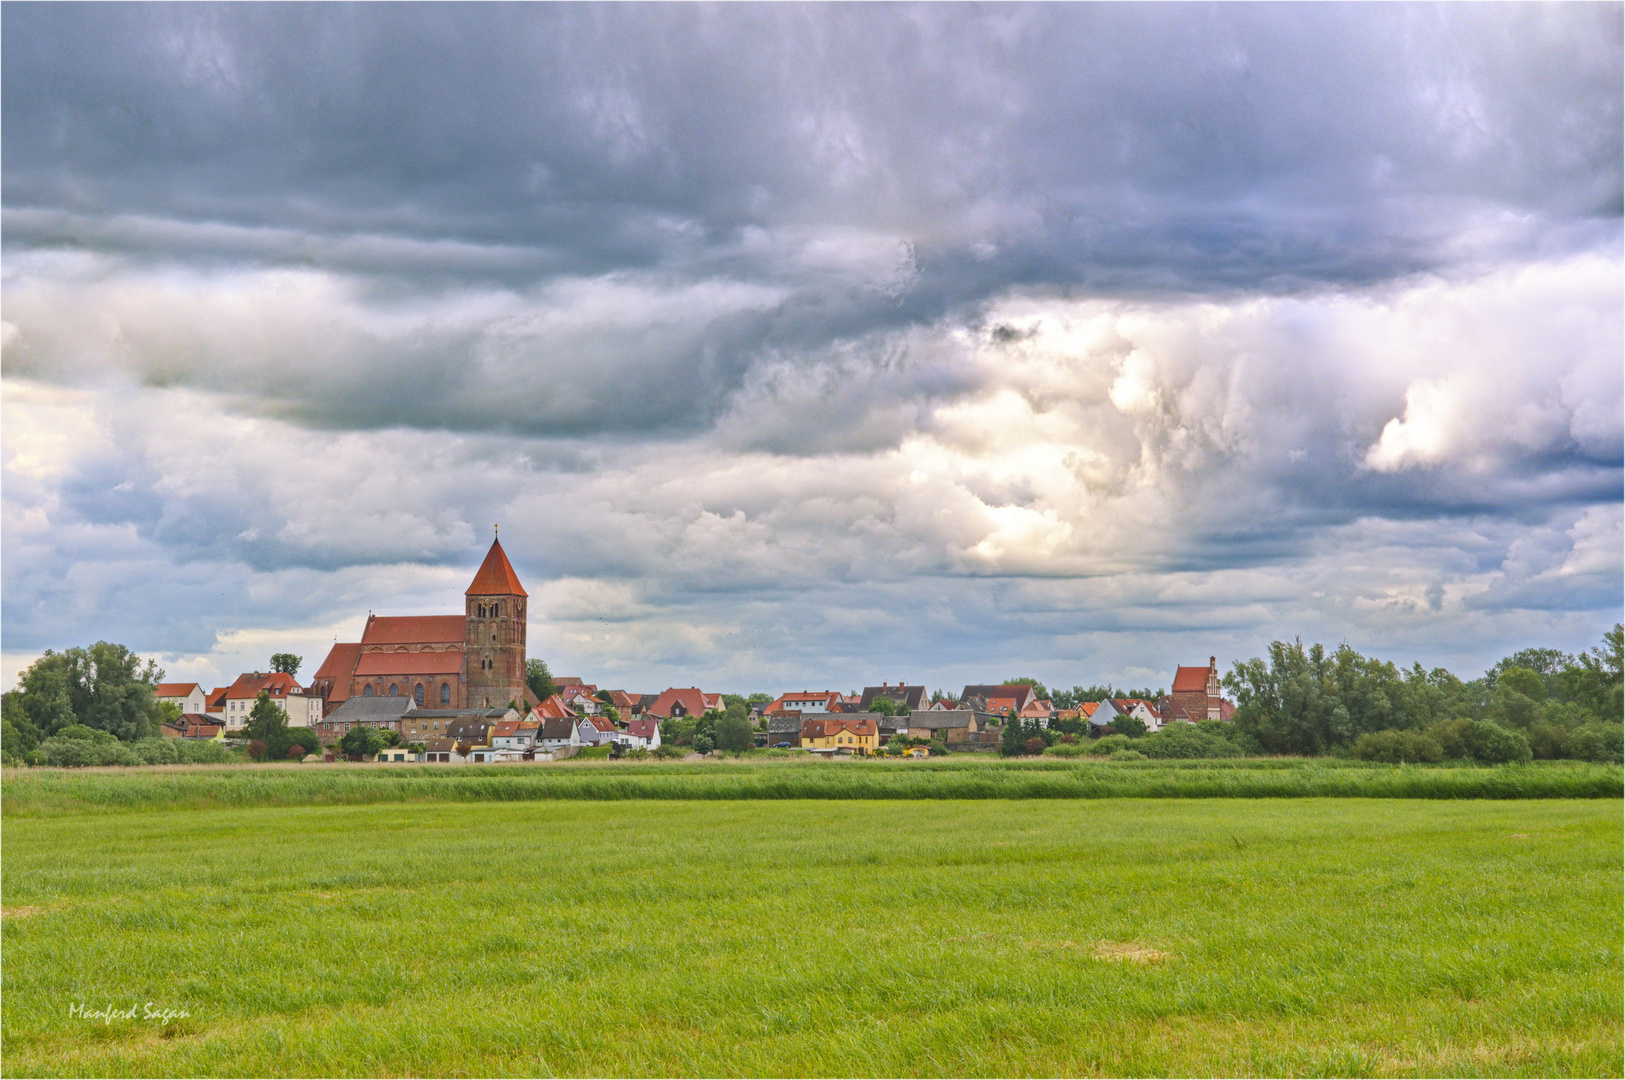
[3,3,1620,692]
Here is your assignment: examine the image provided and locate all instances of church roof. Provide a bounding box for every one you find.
[466,538,528,597]
[1172,665,1214,692]
[362,616,465,646]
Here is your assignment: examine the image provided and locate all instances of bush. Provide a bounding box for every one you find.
[30,735,142,767]
[1024,736,1047,755]
[691,734,716,755]
[1135,725,1244,760]
[653,745,685,759]
[128,737,240,766]
[1563,723,1624,764]
[1088,734,1134,756]
[1108,749,1145,761]
[928,740,950,757]
[1043,742,1092,758]
[1458,719,1533,765]
[1111,715,1149,739]
[1353,729,1445,764]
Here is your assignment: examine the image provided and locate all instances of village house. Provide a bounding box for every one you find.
[765,690,844,714]
[576,715,620,746]
[319,695,412,744]
[766,712,804,748]
[204,686,228,718]
[800,716,878,755]
[154,682,208,715]
[858,683,927,712]
[422,737,463,763]
[617,717,662,750]
[221,671,324,731]
[159,715,225,740]
[535,716,579,753]
[644,687,723,719]
[900,709,990,747]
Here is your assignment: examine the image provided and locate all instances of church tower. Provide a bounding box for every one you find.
[462,535,529,709]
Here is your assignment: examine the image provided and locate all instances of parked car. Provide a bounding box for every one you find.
[773,741,792,748]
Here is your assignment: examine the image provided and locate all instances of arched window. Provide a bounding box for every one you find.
[389,683,399,696]
[440,683,451,705]
[362,684,374,697]
[414,684,425,706]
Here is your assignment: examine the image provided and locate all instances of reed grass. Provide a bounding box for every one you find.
[3,757,1618,816]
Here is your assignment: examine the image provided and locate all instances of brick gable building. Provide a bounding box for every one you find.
[311,537,533,713]
[1170,657,1225,722]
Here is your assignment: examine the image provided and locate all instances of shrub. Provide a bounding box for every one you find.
[1024,736,1047,755]
[928,739,950,757]
[1111,715,1149,739]
[1108,748,1145,761]
[1353,729,1445,764]
[653,745,685,759]
[1042,742,1092,758]
[692,734,716,755]
[55,724,119,744]
[1459,720,1533,765]
[1135,725,1244,759]
[31,735,142,767]
[1088,734,1134,756]
[1563,723,1624,764]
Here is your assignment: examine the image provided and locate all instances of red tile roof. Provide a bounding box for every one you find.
[314,642,364,680]
[1079,702,1099,717]
[801,717,877,739]
[466,538,528,597]
[361,615,465,646]
[531,695,575,720]
[646,687,713,718]
[354,651,464,676]
[626,718,660,740]
[154,682,201,698]
[225,672,304,700]
[1172,665,1213,692]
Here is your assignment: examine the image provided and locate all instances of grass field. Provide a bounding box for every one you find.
[2,797,1620,1077]
[4,757,1620,816]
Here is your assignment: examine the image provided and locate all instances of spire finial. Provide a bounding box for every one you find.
[494,523,499,538]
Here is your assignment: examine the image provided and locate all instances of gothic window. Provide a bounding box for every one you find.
[415,684,425,706]
[440,683,451,705]
[389,683,399,695]
[363,684,374,697]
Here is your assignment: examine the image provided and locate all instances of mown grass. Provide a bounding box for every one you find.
[2,798,1619,1077]
[3,757,1618,816]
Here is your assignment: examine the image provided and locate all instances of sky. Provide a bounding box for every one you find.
[3,3,1621,697]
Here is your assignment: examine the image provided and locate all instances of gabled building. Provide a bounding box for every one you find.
[766,690,843,714]
[645,687,722,720]
[154,682,207,715]
[960,684,1038,718]
[858,683,927,712]
[576,715,620,746]
[618,718,662,749]
[800,716,878,755]
[766,712,804,748]
[222,671,322,731]
[1170,658,1231,722]
[320,695,413,744]
[309,536,533,715]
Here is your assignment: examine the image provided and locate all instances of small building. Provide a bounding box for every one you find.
[535,716,579,752]
[899,709,986,746]
[576,715,619,746]
[800,716,878,755]
[423,737,463,763]
[858,683,927,712]
[764,690,844,715]
[377,746,416,763]
[618,718,662,750]
[154,682,208,715]
[644,687,723,720]
[766,712,804,748]
[221,671,324,731]
[320,695,413,745]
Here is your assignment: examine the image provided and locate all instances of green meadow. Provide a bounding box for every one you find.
[2,794,1620,1077]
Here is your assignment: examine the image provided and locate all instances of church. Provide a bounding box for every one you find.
[311,536,532,713]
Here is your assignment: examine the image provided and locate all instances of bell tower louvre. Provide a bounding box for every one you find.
[462,533,529,709]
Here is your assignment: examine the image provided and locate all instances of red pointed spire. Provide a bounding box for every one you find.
[465,537,528,597]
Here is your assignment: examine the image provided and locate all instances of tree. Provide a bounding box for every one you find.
[525,658,556,702]
[715,711,754,752]
[871,697,900,717]
[7,643,164,742]
[1112,714,1149,739]
[270,653,302,676]
[1024,736,1047,755]
[154,700,184,726]
[999,716,1027,757]
[339,724,390,758]
[692,733,715,754]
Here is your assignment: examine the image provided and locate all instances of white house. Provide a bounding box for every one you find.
[576,716,619,746]
[154,682,208,715]
[615,717,662,750]
[221,671,323,731]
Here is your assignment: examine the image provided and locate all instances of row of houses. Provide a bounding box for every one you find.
[151,658,1233,761]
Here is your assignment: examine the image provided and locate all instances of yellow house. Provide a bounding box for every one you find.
[799,716,879,755]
